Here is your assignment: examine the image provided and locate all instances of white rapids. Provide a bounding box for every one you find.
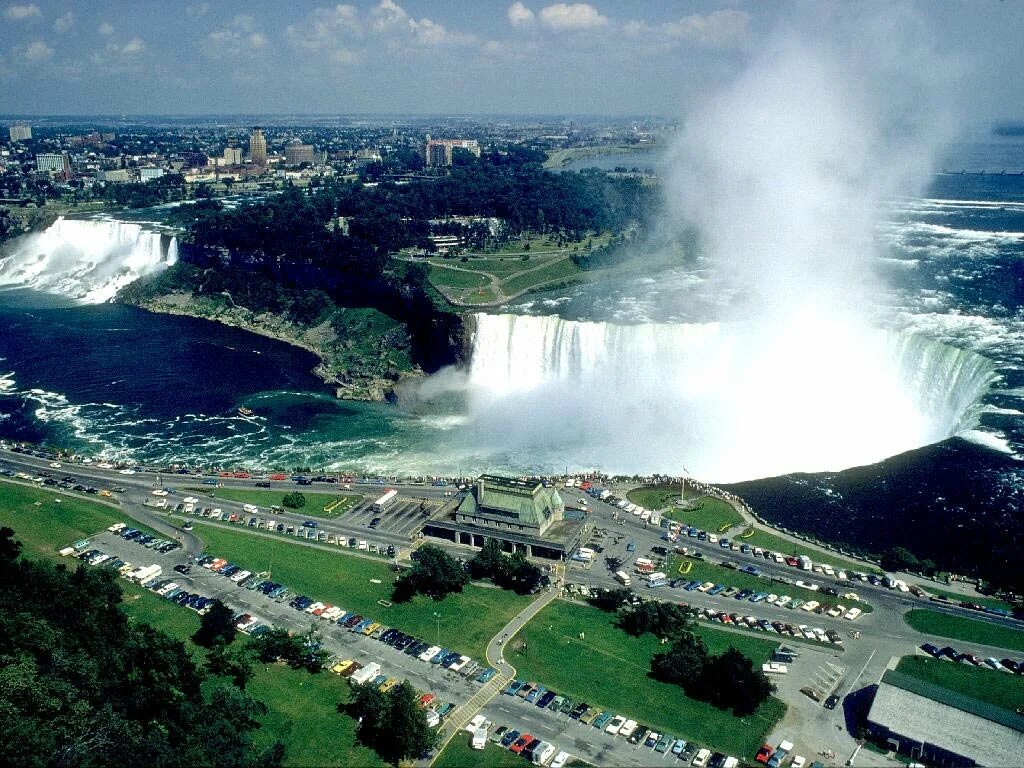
[0,217,178,303]
[466,312,996,481]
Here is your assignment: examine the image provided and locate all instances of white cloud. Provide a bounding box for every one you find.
[538,3,607,31]
[662,9,750,48]
[286,4,362,51]
[98,22,114,36]
[103,37,144,57]
[22,39,52,60]
[186,3,209,18]
[53,11,73,33]
[206,15,267,57]
[507,2,534,28]
[370,0,407,32]
[409,17,476,46]
[4,4,40,20]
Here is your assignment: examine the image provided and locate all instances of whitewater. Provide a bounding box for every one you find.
[465,312,996,481]
[0,217,178,303]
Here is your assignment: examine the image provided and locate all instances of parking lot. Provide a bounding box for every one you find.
[341,497,441,537]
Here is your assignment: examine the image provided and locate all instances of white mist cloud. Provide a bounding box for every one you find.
[53,11,73,33]
[664,7,961,320]
[21,39,52,60]
[507,2,535,28]
[4,3,40,20]
[98,22,114,36]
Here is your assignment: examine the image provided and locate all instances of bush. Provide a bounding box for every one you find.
[282,492,306,509]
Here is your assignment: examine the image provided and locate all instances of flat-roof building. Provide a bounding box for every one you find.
[866,670,1024,767]
[423,134,481,166]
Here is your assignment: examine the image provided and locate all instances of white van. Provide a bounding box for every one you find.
[471,727,487,750]
[693,748,712,768]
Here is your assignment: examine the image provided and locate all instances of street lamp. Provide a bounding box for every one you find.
[433,611,440,646]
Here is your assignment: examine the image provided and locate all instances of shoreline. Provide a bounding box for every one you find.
[122,291,419,402]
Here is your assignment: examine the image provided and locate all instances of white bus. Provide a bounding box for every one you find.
[373,489,398,512]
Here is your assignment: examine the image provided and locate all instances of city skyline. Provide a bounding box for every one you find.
[1,1,1023,120]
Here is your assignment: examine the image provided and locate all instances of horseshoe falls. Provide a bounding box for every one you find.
[0,217,178,303]
[466,312,996,481]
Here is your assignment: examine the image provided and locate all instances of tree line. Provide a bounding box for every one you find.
[391,542,544,603]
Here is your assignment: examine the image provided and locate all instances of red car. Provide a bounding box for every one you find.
[418,693,435,708]
[785,557,799,567]
[755,744,774,764]
[509,734,532,754]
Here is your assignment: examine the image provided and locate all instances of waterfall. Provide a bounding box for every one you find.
[466,312,997,480]
[0,217,179,304]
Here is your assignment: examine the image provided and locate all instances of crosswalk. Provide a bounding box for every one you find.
[430,672,511,764]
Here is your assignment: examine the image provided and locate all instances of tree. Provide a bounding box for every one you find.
[651,631,709,688]
[282,491,307,509]
[193,599,238,647]
[392,545,468,602]
[619,601,694,638]
[207,641,255,690]
[468,538,506,580]
[0,528,282,768]
[699,648,775,716]
[349,681,439,765]
[587,587,633,613]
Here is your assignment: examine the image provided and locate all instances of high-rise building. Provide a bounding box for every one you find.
[248,128,267,166]
[423,134,481,167]
[9,123,32,142]
[36,152,71,180]
[223,146,242,165]
[284,141,316,166]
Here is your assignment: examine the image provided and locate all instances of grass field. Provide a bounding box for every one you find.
[0,479,152,560]
[0,480,382,767]
[512,601,785,759]
[895,655,1024,711]
[500,258,581,295]
[903,609,1024,652]
[194,522,532,660]
[433,738,524,768]
[426,264,492,290]
[662,499,745,533]
[184,486,363,518]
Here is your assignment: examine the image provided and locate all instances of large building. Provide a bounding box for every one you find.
[423,474,586,560]
[9,123,31,142]
[866,670,1024,767]
[223,146,242,165]
[423,134,481,166]
[35,152,70,180]
[284,141,316,166]
[249,127,267,166]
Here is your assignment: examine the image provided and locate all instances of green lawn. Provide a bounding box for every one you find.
[433,738,524,768]
[0,479,151,560]
[500,258,580,295]
[193,522,532,660]
[184,486,362,518]
[739,528,879,575]
[895,656,1024,711]
[626,484,684,510]
[512,601,785,759]
[904,609,1024,652]
[427,264,493,290]
[662,498,744,533]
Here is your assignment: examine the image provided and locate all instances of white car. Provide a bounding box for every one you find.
[550,751,571,768]
[49,462,61,468]
[118,468,136,475]
[151,489,168,496]
[692,748,712,768]
[618,719,638,739]
[791,757,806,768]
[605,716,626,735]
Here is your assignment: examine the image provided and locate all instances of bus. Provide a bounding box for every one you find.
[373,489,398,512]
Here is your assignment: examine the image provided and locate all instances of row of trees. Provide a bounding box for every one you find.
[392,541,547,603]
[468,538,545,594]
[587,587,775,717]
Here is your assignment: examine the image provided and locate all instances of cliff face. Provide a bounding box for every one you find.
[125,291,435,402]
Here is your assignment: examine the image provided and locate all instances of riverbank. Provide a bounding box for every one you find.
[123,291,422,402]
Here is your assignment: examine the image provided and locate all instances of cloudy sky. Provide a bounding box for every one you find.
[1,0,1022,117]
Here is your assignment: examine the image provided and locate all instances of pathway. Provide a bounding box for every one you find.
[426,587,560,765]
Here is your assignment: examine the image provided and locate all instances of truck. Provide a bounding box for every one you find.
[797,555,813,571]
[615,570,632,586]
[350,662,382,686]
[373,489,398,512]
[572,547,595,562]
[634,557,655,574]
[532,741,556,765]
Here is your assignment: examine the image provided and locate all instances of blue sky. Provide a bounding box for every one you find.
[1,1,1022,117]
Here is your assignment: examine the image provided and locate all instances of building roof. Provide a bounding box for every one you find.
[868,671,1024,766]
[459,475,563,529]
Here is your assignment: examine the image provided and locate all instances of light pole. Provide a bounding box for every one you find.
[433,611,441,646]
[680,465,691,506]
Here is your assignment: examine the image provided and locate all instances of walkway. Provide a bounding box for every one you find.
[427,587,560,765]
